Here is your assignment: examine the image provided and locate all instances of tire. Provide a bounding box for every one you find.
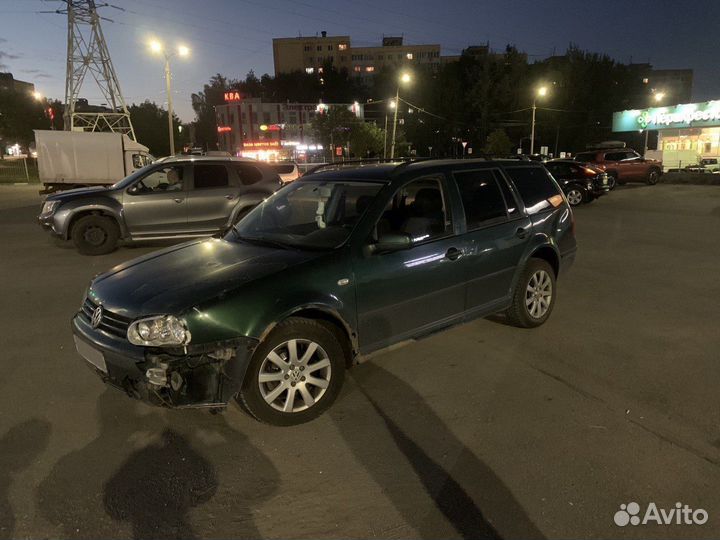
[505,258,556,328]
[70,214,120,255]
[607,174,617,191]
[237,317,346,426]
[646,169,660,185]
[565,187,585,207]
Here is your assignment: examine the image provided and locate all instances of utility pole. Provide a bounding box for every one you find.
[390,86,400,159]
[164,56,175,155]
[59,1,135,138]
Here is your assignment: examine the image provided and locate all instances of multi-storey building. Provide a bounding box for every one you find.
[215,95,364,160]
[272,33,443,78]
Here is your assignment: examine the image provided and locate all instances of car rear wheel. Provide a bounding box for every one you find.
[565,187,585,206]
[505,258,556,328]
[646,169,659,185]
[237,317,345,426]
[71,214,119,255]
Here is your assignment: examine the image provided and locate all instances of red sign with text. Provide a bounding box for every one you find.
[224,91,242,102]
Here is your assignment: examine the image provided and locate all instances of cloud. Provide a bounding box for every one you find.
[0,51,21,61]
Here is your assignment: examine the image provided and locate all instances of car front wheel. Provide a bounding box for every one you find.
[71,214,119,255]
[565,187,585,206]
[237,317,346,425]
[506,258,556,328]
[646,170,660,185]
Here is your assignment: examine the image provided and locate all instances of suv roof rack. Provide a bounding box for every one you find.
[303,157,426,176]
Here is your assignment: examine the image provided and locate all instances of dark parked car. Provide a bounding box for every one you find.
[573,148,662,186]
[544,159,611,206]
[72,159,577,425]
[38,156,281,254]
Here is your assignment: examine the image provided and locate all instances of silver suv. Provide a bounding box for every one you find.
[38,156,281,255]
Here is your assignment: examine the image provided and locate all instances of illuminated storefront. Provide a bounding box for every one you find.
[613,100,720,168]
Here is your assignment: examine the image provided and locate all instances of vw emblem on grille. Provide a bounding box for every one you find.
[91,306,103,329]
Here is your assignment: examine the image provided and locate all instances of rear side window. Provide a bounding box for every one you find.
[235,164,264,185]
[604,152,627,162]
[272,164,296,175]
[194,164,229,188]
[454,169,507,228]
[574,152,597,162]
[505,167,561,214]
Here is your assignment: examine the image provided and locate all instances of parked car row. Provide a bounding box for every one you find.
[58,157,577,425]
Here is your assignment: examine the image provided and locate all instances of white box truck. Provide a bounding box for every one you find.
[34,130,153,192]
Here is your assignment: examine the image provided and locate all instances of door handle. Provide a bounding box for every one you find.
[225,194,235,200]
[173,198,183,203]
[445,247,462,261]
[515,227,529,239]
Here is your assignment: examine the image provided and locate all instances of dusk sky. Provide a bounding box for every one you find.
[2,0,719,122]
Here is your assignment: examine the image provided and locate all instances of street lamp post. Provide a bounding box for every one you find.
[645,91,665,155]
[390,72,411,159]
[150,41,189,156]
[530,85,548,155]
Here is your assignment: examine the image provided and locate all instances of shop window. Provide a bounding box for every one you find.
[406,52,413,60]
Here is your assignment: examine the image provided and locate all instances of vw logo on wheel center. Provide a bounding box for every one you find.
[91,306,103,329]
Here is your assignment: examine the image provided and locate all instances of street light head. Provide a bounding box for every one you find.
[537,86,548,97]
[400,72,411,84]
[32,91,43,101]
[149,40,163,54]
[178,45,190,57]
[654,91,666,102]
[389,100,397,109]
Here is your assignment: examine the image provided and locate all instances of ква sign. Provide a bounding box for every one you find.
[613,100,720,132]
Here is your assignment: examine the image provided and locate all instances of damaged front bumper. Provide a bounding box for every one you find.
[72,313,258,408]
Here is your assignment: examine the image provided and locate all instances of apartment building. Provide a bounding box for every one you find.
[272,33,442,78]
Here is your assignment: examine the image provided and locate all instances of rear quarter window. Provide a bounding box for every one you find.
[504,166,561,214]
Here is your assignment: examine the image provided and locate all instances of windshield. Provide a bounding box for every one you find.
[111,162,158,189]
[229,180,384,249]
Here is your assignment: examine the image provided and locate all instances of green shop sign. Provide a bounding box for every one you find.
[613,100,720,132]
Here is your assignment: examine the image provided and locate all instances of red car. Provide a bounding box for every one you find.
[573,148,662,188]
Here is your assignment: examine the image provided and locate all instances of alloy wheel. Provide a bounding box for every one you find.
[566,189,583,206]
[525,270,553,319]
[258,339,331,413]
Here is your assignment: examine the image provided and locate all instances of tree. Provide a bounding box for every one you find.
[191,74,237,150]
[311,106,357,159]
[483,129,512,155]
[349,121,384,158]
[0,89,50,150]
[128,101,187,156]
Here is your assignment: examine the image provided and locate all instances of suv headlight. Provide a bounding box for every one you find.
[127,315,191,346]
[40,200,60,216]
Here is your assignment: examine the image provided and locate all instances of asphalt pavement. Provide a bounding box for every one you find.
[0,182,719,539]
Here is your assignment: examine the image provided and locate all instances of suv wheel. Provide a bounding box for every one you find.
[506,258,556,328]
[71,214,120,255]
[237,317,345,426]
[565,187,584,206]
[646,169,659,185]
[607,174,617,190]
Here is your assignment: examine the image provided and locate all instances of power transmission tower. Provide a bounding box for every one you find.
[59,1,135,139]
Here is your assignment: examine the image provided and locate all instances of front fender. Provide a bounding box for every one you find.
[53,198,125,239]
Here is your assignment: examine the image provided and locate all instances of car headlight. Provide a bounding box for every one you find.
[127,315,191,346]
[41,200,60,216]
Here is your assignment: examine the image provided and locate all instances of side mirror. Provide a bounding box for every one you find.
[367,232,411,255]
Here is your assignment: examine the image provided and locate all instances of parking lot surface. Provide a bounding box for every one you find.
[1,183,719,539]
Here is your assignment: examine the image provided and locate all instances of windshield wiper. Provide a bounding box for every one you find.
[234,234,296,250]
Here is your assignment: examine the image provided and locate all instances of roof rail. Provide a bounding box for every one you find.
[303,157,425,176]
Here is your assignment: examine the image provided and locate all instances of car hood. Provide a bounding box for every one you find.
[90,238,324,317]
[46,186,112,202]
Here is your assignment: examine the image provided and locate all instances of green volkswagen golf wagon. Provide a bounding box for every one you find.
[72,159,576,425]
